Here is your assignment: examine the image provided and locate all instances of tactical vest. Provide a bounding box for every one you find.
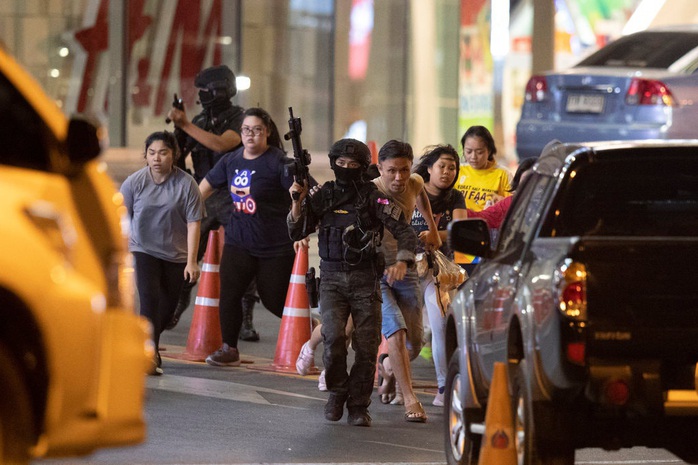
[187,105,244,181]
[313,182,383,269]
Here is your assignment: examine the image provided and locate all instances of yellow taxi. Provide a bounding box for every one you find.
[0,48,151,462]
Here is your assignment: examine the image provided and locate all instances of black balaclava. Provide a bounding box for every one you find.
[333,164,364,187]
[199,88,232,116]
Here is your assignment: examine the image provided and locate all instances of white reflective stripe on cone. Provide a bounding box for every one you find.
[195,296,220,307]
[202,263,220,272]
[288,274,305,284]
[282,306,309,317]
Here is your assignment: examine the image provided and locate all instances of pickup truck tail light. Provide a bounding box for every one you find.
[565,342,586,366]
[524,75,548,103]
[556,260,587,320]
[625,77,675,106]
[556,259,588,366]
[605,379,630,406]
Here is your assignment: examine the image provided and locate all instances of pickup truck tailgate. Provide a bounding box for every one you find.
[572,238,698,361]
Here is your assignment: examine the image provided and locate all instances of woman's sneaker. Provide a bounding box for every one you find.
[318,369,328,391]
[432,391,444,407]
[433,386,445,406]
[205,343,241,367]
[295,340,315,375]
[149,351,164,376]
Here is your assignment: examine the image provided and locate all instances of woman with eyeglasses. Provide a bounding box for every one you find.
[199,107,302,367]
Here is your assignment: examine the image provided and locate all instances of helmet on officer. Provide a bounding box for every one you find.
[329,138,371,169]
[195,65,237,108]
[328,139,371,187]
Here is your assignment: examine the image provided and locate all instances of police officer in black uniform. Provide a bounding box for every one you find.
[288,139,417,427]
[166,65,259,340]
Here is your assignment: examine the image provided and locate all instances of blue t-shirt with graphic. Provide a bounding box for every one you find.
[205,145,295,257]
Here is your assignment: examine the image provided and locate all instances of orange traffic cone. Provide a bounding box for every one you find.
[166,229,223,362]
[245,246,317,374]
[269,245,315,373]
[479,362,518,465]
[368,140,378,165]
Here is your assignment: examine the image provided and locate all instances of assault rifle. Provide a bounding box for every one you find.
[284,107,311,200]
[165,93,183,124]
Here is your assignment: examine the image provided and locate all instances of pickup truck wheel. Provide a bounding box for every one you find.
[512,359,574,465]
[444,350,479,465]
[0,344,33,465]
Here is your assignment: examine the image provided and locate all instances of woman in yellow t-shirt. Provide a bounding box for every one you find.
[454,125,511,270]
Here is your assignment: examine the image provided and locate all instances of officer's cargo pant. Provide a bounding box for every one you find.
[320,269,381,409]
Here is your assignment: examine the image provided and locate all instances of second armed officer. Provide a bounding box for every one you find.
[288,138,417,427]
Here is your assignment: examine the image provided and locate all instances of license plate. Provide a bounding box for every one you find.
[566,94,605,113]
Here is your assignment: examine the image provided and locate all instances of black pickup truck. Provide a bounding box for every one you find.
[445,140,698,465]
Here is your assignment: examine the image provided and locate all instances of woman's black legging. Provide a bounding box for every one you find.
[133,252,186,350]
[218,244,295,347]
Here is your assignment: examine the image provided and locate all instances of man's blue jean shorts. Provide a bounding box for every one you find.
[380,268,423,360]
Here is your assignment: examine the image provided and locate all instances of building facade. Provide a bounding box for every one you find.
[3,0,671,166]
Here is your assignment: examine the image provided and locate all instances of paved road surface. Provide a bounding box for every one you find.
[37,294,689,465]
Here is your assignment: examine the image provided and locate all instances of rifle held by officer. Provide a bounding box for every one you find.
[284,107,311,201]
[305,267,319,309]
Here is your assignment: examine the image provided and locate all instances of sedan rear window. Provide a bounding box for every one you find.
[577,31,698,69]
[547,154,698,237]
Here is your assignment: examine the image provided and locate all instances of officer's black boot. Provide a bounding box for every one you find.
[239,295,260,341]
[347,406,372,427]
[166,282,194,330]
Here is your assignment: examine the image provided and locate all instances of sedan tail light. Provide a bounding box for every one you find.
[625,77,675,106]
[524,75,548,103]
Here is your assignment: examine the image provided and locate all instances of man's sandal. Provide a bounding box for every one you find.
[404,401,427,423]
